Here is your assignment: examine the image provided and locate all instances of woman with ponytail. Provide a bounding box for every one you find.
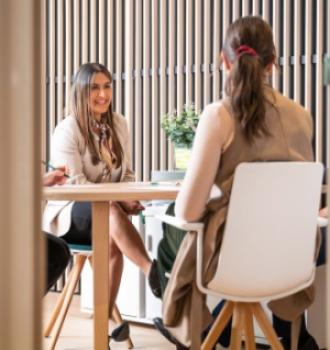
[155,16,317,350]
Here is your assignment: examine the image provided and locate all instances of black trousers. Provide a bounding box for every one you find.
[45,202,92,293]
[61,202,92,245]
[45,233,71,293]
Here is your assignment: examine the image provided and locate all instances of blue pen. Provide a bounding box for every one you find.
[42,160,70,178]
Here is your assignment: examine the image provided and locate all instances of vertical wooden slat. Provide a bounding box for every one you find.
[99,0,105,63]
[143,0,151,179]
[124,0,134,160]
[57,0,64,121]
[242,0,249,16]
[65,0,72,115]
[327,0,330,169]
[222,0,230,90]
[233,0,240,21]
[49,0,56,135]
[293,0,301,103]
[41,0,47,162]
[327,1,330,341]
[177,0,184,112]
[252,0,260,15]
[90,0,97,62]
[262,0,270,21]
[213,0,221,101]
[186,0,193,103]
[168,0,175,169]
[159,0,167,170]
[195,0,202,111]
[315,0,323,162]
[82,0,88,63]
[283,0,290,97]
[115,0,123,113]
[151,0,159,170]
[272,0,280,90]
[0,1,42,348]
[73,0,80,73]
[204,0,211,106]
[107,0,114,72]
[304,0,313,113]
[326,12,330,333]
[135,1,143,179]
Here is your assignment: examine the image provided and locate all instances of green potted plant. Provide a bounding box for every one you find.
[161,103,200,169]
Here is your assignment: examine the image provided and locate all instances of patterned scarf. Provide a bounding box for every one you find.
[91,117,118,176]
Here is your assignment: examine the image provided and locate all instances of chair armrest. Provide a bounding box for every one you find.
[153,214,209,294]
[154,214,204,231]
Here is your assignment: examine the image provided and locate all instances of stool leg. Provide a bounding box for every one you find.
[202,301,234,350]
[250,303,284,350]
[112,303,134,349]
[48,254,87,350]
[44,263,75,337]
[242,304,256,350]
[229,303,243,350]
[290,316,302,350]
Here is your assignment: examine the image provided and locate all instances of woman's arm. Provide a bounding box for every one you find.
[51,119,93,185]
[174,103,234,222]
[118,115,135,182]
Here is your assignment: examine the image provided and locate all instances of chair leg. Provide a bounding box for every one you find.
[111,303,134,349]
[229,303,243,350]
[47,254,87,350]
[88,254,93,267]
[250,303,284,350]
[44,263,75,337]
[290,316,302,350]
[241,304,256,350]
[201,301,234,350]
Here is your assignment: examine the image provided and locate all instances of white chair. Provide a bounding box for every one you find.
[44,244,134,350]
[156,162,323,350]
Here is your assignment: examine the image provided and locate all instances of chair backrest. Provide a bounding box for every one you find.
[208,162,323,300]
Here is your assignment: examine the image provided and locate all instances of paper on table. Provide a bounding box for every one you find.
[150,181,181,186]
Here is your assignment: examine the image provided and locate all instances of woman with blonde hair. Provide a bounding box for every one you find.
[43,63,161,342]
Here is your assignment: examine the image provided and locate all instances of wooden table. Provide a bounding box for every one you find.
[43,182,179,350]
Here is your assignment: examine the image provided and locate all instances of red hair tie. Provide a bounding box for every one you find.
[236,45,258,57]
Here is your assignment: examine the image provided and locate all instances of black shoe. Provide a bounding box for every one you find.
[302,336,319,350]
[153,317,189,349]
[148,260,162,299]
[109,321,130,342]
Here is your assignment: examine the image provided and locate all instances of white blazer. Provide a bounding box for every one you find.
[43,113,135,236]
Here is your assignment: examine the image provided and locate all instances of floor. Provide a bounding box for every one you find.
[43,292,268,350]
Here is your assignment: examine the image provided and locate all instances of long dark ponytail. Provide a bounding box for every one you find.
[223,16,276,142]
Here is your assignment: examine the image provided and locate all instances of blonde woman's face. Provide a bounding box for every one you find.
[89,72,112,120]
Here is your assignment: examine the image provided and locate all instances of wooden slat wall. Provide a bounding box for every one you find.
[45,0,330,180]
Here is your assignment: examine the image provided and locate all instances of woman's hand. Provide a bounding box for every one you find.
[118,201,145,215]
[43,166,68,186]
[319,207,328,218]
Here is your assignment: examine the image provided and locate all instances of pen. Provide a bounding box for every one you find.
[42,160,71,178]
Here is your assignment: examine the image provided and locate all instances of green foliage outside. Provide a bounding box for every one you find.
[161,104,200,148]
